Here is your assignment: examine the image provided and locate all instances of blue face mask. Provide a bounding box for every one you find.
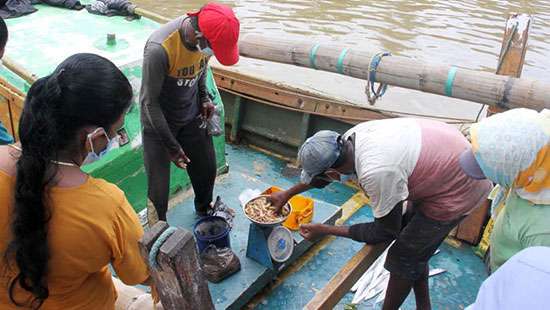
[82,128,118,165]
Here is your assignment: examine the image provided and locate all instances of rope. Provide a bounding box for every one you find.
[148,227,178,269]
[309,44,321,69]
[445,66,458,97]
[365,52,391,105]
[336,48,350,74]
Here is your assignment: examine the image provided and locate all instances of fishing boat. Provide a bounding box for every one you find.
[0,3,545,309]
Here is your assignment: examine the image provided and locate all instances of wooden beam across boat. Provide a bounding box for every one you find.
[238,23,549,111]
[304,243,389,310]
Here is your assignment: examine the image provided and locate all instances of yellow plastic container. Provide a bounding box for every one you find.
[262,186,314,231]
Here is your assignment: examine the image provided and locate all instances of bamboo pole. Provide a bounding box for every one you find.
[239,33,550,111]
[134,7,170,24]
[3,56,37,84]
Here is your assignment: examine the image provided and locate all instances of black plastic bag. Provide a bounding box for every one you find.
[208,196,235,229]
[199,245,241,283]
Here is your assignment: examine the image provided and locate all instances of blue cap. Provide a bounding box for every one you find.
[298,130,341,184]
[459,148,486,180]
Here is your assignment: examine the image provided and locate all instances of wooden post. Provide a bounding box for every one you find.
[455,14,532,244]
[489,13,532,114]
[304,243,388,310]
[139,222,214,310]
[239,34,550,111]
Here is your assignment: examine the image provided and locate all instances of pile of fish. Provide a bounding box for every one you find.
[350,247,446,305]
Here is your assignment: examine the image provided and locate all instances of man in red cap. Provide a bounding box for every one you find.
[140,2,240,223]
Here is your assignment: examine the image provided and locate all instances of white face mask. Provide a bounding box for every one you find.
[82,128,118,165]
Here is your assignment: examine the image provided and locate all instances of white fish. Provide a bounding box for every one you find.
[433,249,441,256]
[374,286,387,304]
[370,268,447,305]
[351,254,385,292]
[352,267,377,303]
[361,272,390,301]
[429,268,446,277]
[352,251,388,303]
[352,241,396,304]
[352,263,375,292]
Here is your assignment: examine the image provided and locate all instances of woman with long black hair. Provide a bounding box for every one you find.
[0,53,151,309]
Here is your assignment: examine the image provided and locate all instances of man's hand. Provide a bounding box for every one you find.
[268,190,291,213]
[171,149,190,169]
[202,101,216,120]
[299,223,328,241]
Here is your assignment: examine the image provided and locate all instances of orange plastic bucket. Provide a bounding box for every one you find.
[262,186,314,231]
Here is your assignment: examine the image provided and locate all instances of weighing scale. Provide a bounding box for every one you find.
[244,196,296,271]
[246,224,295,271]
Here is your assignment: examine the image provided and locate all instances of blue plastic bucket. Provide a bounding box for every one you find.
[193,216,231,253]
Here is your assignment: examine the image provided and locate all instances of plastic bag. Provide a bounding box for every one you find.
[238,188,262,207]
[207,105,223,136]
[199,245,241,283]
[208,196,236,229]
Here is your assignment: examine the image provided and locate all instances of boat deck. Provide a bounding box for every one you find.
[165,144,488,309]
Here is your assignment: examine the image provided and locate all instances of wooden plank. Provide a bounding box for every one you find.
[489,13,531,114]
[456,14,531,242]
[0,78,26,140]
[139,221,214,310]
[304,243,388,310]
[212,67,390,123]
[497,14,531,78]
[456,199,490,245]
[238,33,550,111]
[0,96,13,138]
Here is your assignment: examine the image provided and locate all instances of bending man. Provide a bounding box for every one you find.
[270,118,492,310]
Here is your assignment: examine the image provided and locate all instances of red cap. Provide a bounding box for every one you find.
[188,3,240,66]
